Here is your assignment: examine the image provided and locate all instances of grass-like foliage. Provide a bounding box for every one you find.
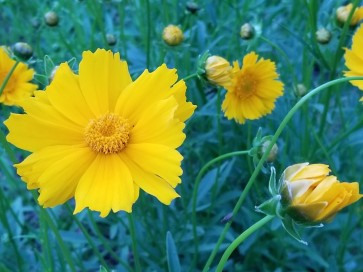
[1,0,363,271]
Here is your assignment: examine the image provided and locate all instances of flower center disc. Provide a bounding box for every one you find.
[84,113,131,154]
[235,71,257,99]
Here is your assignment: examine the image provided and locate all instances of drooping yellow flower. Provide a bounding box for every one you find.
[162,25,184,46]
[4,49,196,217]
[336,3,363,26]
[0,47,37,106]
[281,163,362,223]
[204,55,232,88]
[221,52,284,124]
[344,24,363,98]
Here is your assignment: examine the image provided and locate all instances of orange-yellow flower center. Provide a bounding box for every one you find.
[84,113,131,154]
[235,70,257,100]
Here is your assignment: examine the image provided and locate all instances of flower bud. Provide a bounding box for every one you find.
[316,28,332,44]
[336,4,363,26]
[12,42,33,60]
[294,83,307,97]
[240,23,255,40]
[260,140,278,163]
[280,163,362,224]
[44,11,59,27]
[162,25,184,46]
[106,34,117,46]
[186,1,199,14]
[204,55,232,88]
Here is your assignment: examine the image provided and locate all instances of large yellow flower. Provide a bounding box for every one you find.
[344,24,363,98]
[4,49,196,217]
[0,47,37,106]
[221,52,284,124]
[281,163,362,223]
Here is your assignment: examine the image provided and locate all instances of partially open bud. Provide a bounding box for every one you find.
[316,28,332,44]
[162,25,184,46]
[256,163,362,243]
[336,4,363,26]
[12,42,33,60]
[204,55,232,88]
[240,23,255,40]
[44,11,59,27]
[106,34,117,46]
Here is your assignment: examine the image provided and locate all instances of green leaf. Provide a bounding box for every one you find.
[281,216,307,245]
[166,231,181,272]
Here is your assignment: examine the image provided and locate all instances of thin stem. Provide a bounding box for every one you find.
[145,0,151,68]
[202,76,363,271]
[0,60,19,96]
[182,73,198,81]
[216,215,274,271]
[191,150,251,266]
[127,213,142,272]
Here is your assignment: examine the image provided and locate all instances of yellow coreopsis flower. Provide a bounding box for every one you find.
[0,47,37,106]
[221,52,284,124]
[344,24,363,97]
[281,163,362,223]
[4,49,196,217]
[336,3,363,26]
[204,55,232,88]
[162,25,184,46]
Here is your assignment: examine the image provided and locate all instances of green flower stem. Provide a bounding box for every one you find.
[203,76,363,271]
[0,129,17,164]
[145,0,151,69]
[182,73,198,81]
[216,215,274,271]
[38,206,77,272]
[127,213,142,272]
[0,60,19,96]
[191,150,251,266]
[64,205,109,270]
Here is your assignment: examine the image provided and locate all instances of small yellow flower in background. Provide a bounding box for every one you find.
[336,3,363,26]
[281,163,362,223]
[0,47,37,106]
[221,52,284,124]
[4,49,196,217]
[204,55,232,88]
[162,25,184,46]
[344,24,363,97]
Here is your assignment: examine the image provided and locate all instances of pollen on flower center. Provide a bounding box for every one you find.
[235,71,257,99]
[84,113,131,154]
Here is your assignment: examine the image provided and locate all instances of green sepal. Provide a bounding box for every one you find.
[281,216,308,245]
[196,51,211,77]
[255,194,281,216]
[268,166,277,195]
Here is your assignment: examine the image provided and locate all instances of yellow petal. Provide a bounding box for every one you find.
[74,154,135,217]
[291,202,328,222]
[125,143,182,187]
[79,49,132,115]
[120,153,180,205]
[37,146,96,207]
[5,113,83,152]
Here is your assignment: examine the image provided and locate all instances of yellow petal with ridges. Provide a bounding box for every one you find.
[120,153,180,205]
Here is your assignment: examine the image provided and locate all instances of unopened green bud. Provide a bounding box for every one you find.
[316,28,332,44]
[12,42,33,60]
[106,34,117,46]
[240,23,255,40]
[186,2,199,14]
[260,140,278,162]
[295,83,307,97]
[45,11,59,27]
